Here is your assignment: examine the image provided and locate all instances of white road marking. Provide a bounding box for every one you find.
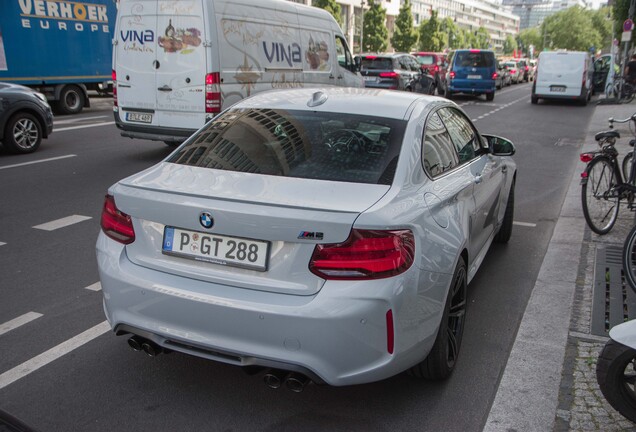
[85,282,102,291]
[0,242,5,247]
[54,115,108,125]
[0,321,111,390]
[0,312,43,336]
[33,215,92,231]
[472,95,528,123]
[0,155,76,171]
[513,221,537,227]
[55,121,115,132]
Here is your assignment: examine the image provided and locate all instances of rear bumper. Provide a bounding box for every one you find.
[114,110,198,143]
[449,79,495,94]
[96,232,448,386]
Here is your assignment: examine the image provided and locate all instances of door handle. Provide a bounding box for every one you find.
[158,85,172,92]
[502,165,507,173]
[474,175,483,184]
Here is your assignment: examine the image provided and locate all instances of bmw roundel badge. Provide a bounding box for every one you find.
[199,212,214,229]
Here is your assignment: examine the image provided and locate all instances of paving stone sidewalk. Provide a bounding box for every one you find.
[553,99,636,432]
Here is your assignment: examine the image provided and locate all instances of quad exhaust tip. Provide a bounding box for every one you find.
[263,369,311,392]
[127,336,162,357]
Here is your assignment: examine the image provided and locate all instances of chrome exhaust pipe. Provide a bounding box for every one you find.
[284,372,310,393]
[141,340,162,357]
[127,336,143,352]
[263,369,286,389]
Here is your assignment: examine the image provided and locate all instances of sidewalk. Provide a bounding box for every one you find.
[484,97,636,432]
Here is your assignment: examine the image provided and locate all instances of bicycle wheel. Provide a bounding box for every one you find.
[622,82,636,104]
[624,224,636,292]
[582,156,620,234]
[606,80,619,99]
[623,152,634,184]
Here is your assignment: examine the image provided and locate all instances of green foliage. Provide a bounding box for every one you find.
[518,28,542,53]
[391,0,418,52]
[541,6,602,52]
[474,27,491,49]
[503,35,518,55]
[363,0,388,53]
[591,7,612,52]
[417,10,446,52]
[313,0,342,26]
[441,17,462,49]
[613,0,629,38]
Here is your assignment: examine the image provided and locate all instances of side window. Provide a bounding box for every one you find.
[422,112,459,177]
[408,56,420,71]
[335,36,353,69]
[438,108,481,164]
[398,56,409,71]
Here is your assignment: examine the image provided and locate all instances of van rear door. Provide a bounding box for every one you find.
[536,52,584,97]
[115,0,207,133]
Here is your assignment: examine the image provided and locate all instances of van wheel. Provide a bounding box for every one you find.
[486,93,494,102]
[531,95,538,104]
[446,91,453,100]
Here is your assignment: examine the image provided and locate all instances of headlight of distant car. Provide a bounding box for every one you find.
[33,92,49,106]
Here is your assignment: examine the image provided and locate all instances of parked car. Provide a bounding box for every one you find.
[518,59,534,82]
[445,49,497,101]
[496,61,511,89]
[97,87,517,388]
[359,53,423,92]
[503,61,523,84]
[0,82,54,154]
[411,51,448,95]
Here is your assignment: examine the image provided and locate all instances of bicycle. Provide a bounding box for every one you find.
[581,114,636,234]
[605,75,636,104]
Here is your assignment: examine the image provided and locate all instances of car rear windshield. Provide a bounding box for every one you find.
[503,62,517,68]
[361,57,393,70]
[168,108,407,185]
[454,51,494,68]
[415,55,435,65]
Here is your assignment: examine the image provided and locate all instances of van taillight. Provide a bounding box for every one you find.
[112,70,118,109]
[309,229,415,280]
[450,71,456,79]
[205,72,221,114]
[492,72,498,79]
[380,72,399,79]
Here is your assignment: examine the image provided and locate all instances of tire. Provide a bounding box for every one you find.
[486,92,494,102]
[494,181,514,243]
[623,152,633,183]
[55,85,85,115]
[596,339,636,423]
[622,83,636,104]
[409,257,467,380]
[531,95,538,104]
[623,225,636,292]
[581,156,620,235]
[2,112,42,154]
[446,90,453,100]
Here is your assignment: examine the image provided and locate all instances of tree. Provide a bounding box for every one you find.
[363,0,388,53]
[541,6,601,52]
[591,7,612,53]
[417,10,446,52]
[313,0,342,27]
[518,28,542,53]
[613,0,629,39]
[462,28,477,49]
[441,17,462,49]
[503,35,518,55]
[391,0,418,52]
[474,27,491,49]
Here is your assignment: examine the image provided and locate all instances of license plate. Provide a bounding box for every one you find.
[162,227,269,271]
[550,86,566,92]
[467,75,481,79]
[126,112,153,123]
[364,76,377,82]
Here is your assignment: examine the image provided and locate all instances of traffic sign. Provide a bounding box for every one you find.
[625,18,634,32]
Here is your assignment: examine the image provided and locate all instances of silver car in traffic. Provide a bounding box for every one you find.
[96,87,516,388]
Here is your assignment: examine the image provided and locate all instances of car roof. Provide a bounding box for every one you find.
[230,87,440,120]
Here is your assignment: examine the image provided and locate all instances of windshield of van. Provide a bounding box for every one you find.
[168,109,407,185]
[361,58,393,70]
[455,52,494,68]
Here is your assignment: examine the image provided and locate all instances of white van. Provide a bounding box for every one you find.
[113,0,363,144]
[531,51,594,105]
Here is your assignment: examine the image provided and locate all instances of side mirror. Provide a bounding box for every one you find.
[483,134,516,156]
[354,56,361,72]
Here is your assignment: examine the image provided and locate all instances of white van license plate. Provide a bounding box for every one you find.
[162,227,269,271]
[126,112,153,123]
[550,86,566,92]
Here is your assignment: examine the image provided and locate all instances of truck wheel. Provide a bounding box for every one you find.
[3,112,42,154]
[56,85,85,115]
[486,92,494,102]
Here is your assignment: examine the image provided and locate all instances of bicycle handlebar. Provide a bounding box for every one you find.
[608,113,636,128]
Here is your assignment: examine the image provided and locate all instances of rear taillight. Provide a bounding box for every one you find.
[525,66,529,71]
[309,229,415,280]
[492,72,498,79]
[101,194,135,244]
[434,65,439,73]
[379,72,399,78]
[112,70,117,109]
[450,71,456,79]
[580,153,594,163]
[205,72,221,114]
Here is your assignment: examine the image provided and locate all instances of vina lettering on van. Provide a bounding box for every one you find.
[120,29,155,53]
[18,0,110,33]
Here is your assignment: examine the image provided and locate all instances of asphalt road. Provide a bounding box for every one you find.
[0,85,595,431]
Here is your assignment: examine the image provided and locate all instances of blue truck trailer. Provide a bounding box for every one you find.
[0,0,117,114]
